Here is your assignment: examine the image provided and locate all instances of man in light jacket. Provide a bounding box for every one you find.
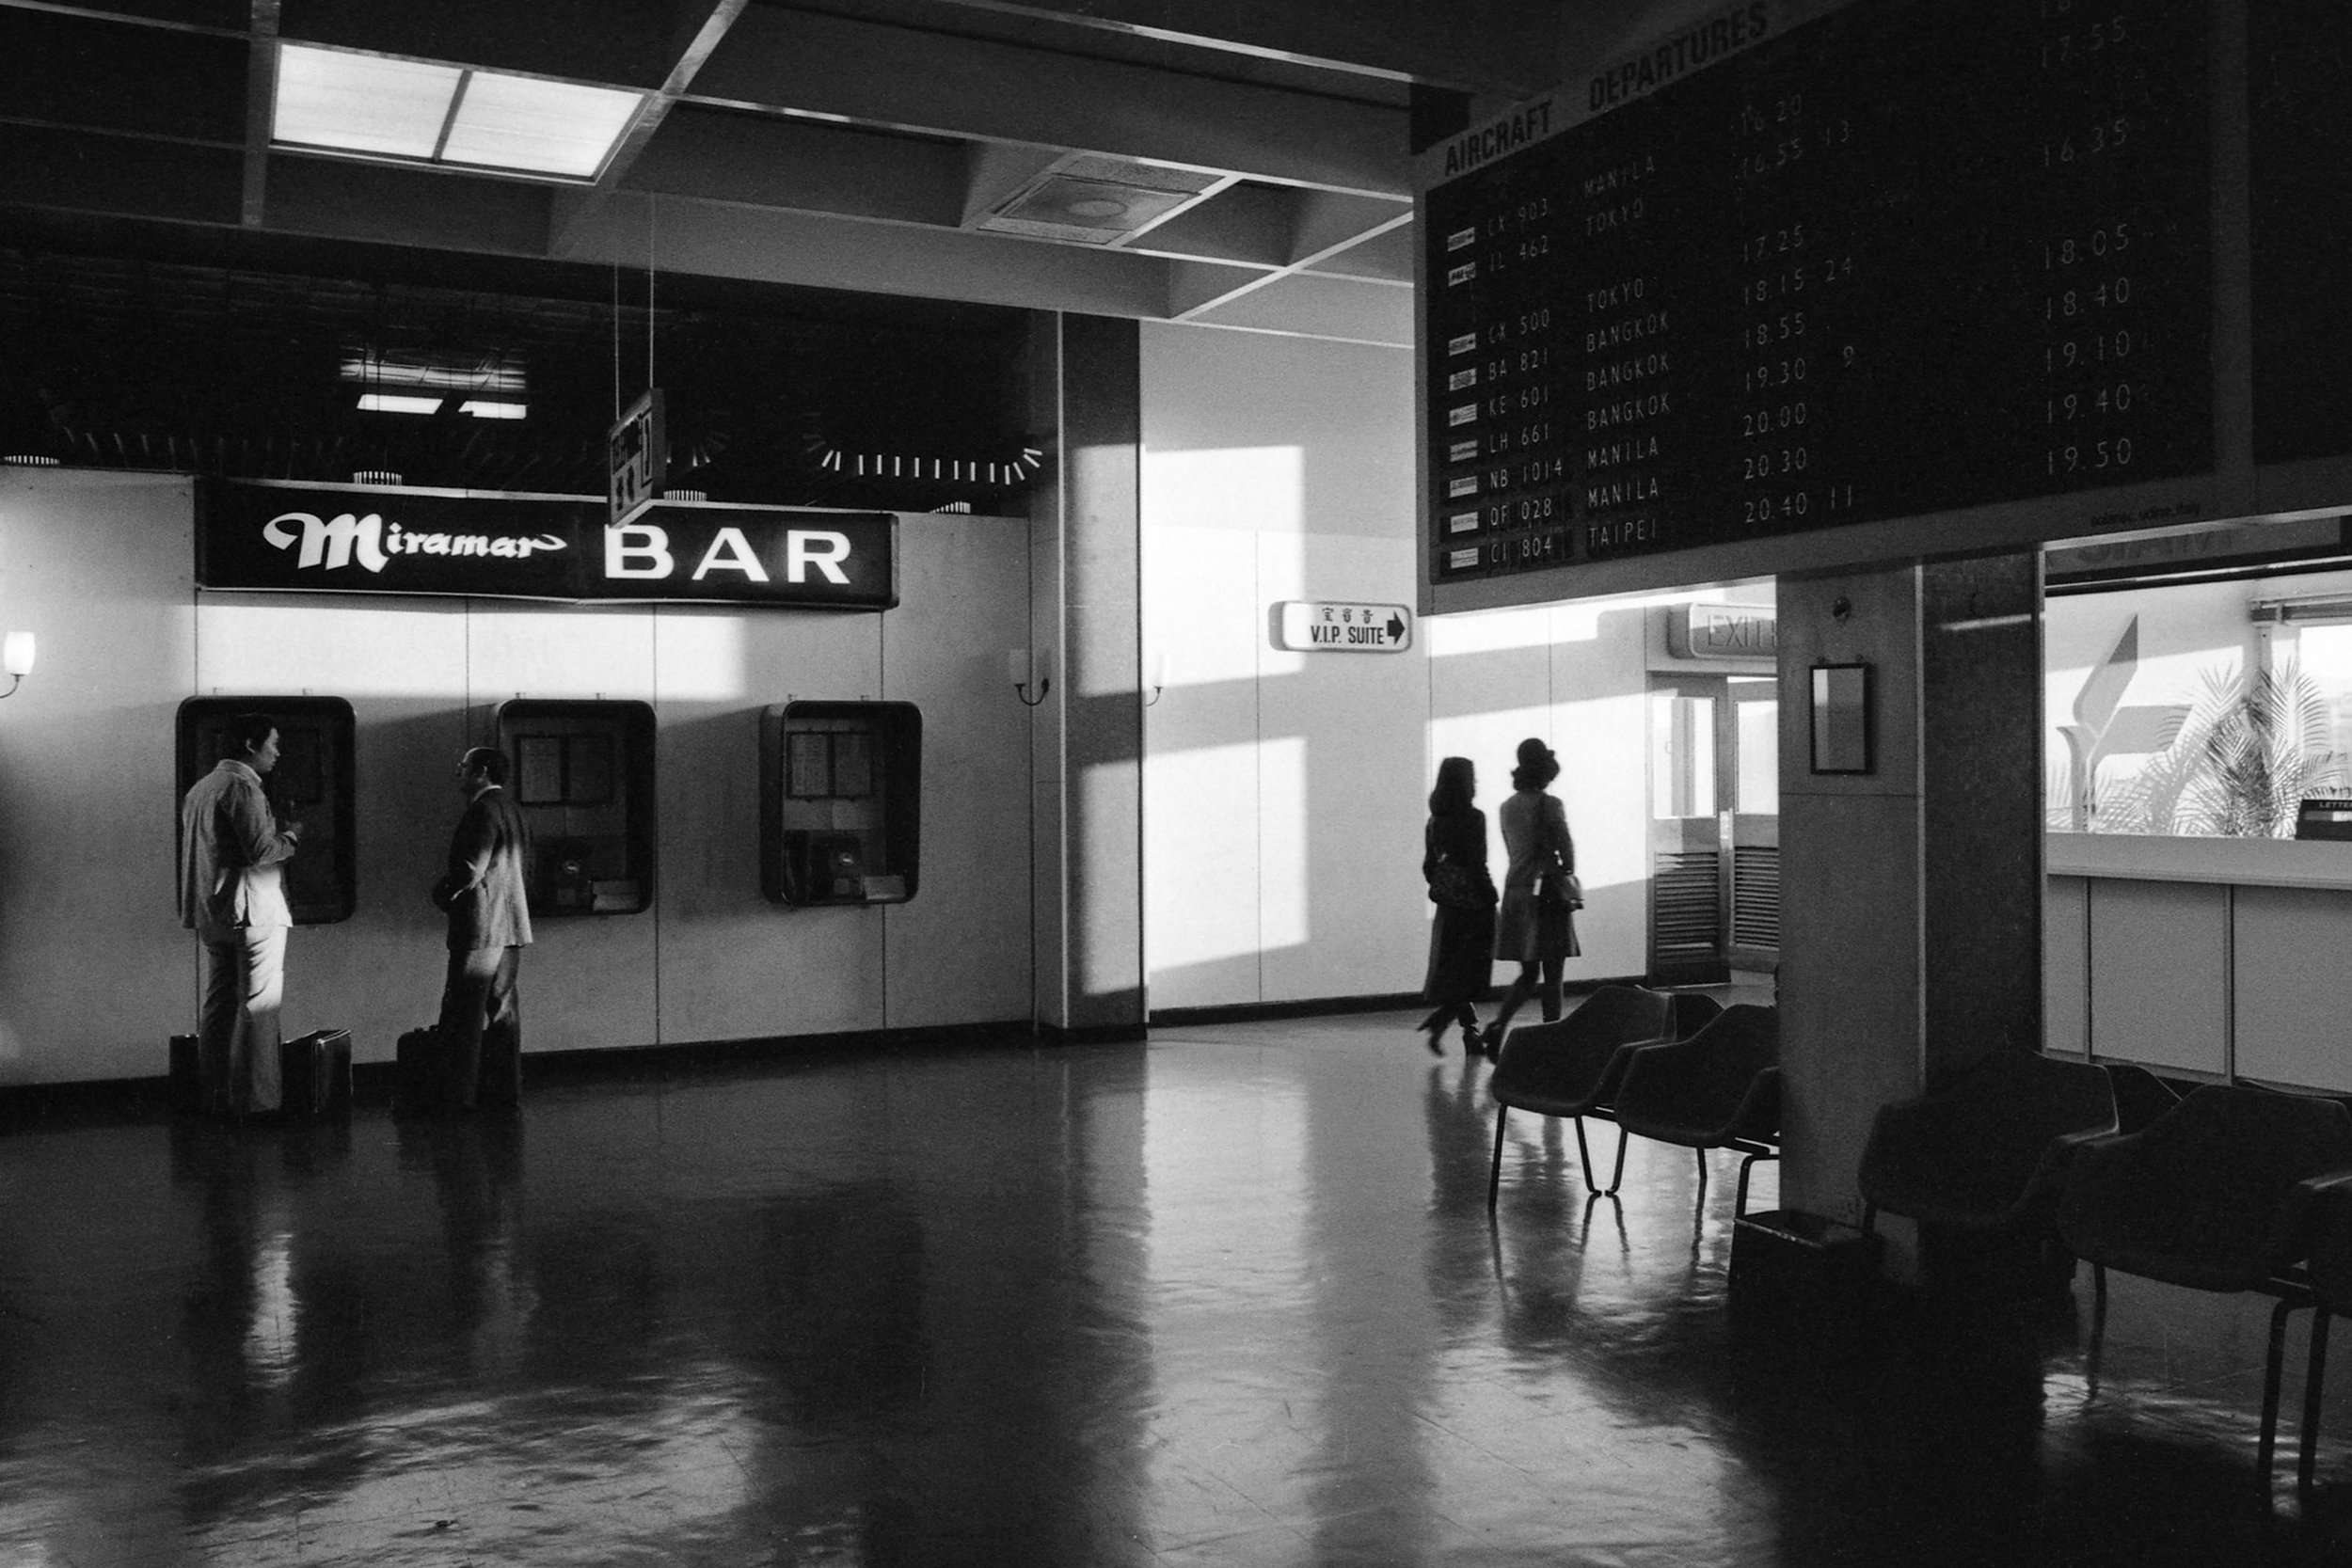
[179,713,302,1117]
[432,746,533,1112]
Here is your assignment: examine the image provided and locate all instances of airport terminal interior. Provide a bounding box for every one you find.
[10,0,2352,1562]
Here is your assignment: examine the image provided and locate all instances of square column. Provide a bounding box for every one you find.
[1774,553,2044,1276]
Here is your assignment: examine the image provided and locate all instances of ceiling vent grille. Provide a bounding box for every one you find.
[973,156,1223,246]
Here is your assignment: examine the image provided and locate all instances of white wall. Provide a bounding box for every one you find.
[0,468,1031,1086]
[1139,325,1674,1011]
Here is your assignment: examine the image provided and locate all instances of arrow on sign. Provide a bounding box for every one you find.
[1386,614,1406,641]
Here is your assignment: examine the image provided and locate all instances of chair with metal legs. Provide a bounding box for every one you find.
[2057,1083,2352,1490]
[1610,1004,1782,1221]
[1486,985,1677,1210]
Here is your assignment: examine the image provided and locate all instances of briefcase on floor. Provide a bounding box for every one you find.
[279,1028,353,1119]
[395,1024,444,1114]
[167,1033,200,1116]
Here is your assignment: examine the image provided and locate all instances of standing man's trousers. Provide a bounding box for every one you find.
[199,926,285,1115]
[437,944,522,1111]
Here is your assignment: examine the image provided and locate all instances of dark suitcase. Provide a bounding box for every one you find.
[395,1025,445,1114]
[279,1028,353,1119]
[167,1033,201,1115]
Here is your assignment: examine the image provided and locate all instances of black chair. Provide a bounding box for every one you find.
[2298,1193,2352,1492]
[2103,1061,2183,1135]
[2057,1084,2352,1488]
[1857,1050,2118,1238]
[1668,990,1724,1041]
[1612,1004,1781,1219]
[1486,985,1677,1209]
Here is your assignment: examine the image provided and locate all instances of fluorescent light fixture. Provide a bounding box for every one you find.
[273,44,644,180]
[459,400,529,420]
[341,350,526,393]
[275,45,462,159]
[358,392,443,415]
[442,72,643,178]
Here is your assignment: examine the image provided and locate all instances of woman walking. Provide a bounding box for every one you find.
[1482,736,1578,1056]
[1418,756,1496,1054]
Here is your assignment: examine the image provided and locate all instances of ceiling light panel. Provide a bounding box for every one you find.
[440,72,644,178]
[274,45,461,159]
[358,393,443,415]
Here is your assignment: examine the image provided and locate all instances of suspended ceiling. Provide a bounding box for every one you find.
[0,0,1663,350]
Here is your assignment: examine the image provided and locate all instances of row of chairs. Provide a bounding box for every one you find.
[1858,1051,2352,1490]
[1486,986,1782,1219]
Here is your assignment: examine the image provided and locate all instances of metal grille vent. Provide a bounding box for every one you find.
[1651,851,1721,956]
[1732,846,1781,950]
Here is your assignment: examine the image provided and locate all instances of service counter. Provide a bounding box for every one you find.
[2046,832,2352,1092]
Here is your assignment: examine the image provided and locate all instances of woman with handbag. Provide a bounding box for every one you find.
[1418,756,1497,1054]
[1481,736,1579,1056]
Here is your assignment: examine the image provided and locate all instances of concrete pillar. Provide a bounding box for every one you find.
[1773,552,2043,1275]
[1025,313,1146,1040]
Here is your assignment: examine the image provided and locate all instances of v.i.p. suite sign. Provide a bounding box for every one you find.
[196,482,898,610]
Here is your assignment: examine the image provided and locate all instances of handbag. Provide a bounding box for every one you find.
[1428,856,1497,912]
[1536,868,1583,912]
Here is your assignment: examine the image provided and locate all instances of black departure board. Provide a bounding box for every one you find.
[1421,0,2212,589]
[2249,2,2352,466]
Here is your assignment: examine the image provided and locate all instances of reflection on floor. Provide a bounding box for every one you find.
[4,1000,2352,1565]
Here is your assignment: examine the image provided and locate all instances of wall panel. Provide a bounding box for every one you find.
[882,514,1033,1029]
[2087,879,2229,1075]
[653,603,883,1044]
[2233,885,2352,1088]
[0,472,193,1084]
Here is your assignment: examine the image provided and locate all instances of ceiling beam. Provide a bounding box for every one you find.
[691,7,1412,198]
[238,0,279,228]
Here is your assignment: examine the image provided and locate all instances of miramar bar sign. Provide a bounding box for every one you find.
[196,482,898,610]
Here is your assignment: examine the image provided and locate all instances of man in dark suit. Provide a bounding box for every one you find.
[432,746,533,1112]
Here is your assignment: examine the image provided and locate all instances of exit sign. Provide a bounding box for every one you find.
[1274,600,1413,653]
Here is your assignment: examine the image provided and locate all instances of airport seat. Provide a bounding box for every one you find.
[2058,1084,2352,1489]
[1486,984,1677,1208]
[1612,1005,1782,1219]
[1858,1050,2117,1237]
[2103,1061,2183,1134]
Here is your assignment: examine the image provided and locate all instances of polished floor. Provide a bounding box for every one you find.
[6,1006,2352,1566]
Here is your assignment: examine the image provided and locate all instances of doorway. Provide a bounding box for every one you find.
[1647,674,1780,985]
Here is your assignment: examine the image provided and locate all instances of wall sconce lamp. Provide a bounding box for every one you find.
[1009,646,1052,707]
[0,631,33,700]
[1144,651,1168,707]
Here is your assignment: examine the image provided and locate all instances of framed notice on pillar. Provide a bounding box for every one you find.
[1809,663,1873,776]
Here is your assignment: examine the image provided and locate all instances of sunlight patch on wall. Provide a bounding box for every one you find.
[1145,739,1264,972]
[1140,445,1303,535]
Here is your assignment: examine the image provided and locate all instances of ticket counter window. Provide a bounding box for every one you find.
[176,696,356,924]
[494,699,656,915]
[762,702,921,906]
[1647,676,1778,984]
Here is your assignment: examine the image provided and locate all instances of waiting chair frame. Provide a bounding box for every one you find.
[2058,1085,2352,1491]
[1610,1004,1782,1222]
[1485,985,1681,1210]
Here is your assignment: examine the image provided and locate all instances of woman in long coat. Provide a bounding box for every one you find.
[1481,736,1578,1055]
[1418,756,1496,1054]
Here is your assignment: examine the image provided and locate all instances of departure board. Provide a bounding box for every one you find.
[2249,1,2352,466]
[1420,0,2212,591]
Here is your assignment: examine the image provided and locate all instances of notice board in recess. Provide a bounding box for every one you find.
[1418,0,2352,611]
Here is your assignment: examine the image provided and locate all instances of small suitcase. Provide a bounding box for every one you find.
[279,1028,353,1119]
[167,1034,201,1116]
[395,1025,445,1115]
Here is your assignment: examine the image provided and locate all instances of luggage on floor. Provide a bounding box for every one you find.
[395,1025,444,1114]
[167,1033,200,1116]
[279,1028,353,1119]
